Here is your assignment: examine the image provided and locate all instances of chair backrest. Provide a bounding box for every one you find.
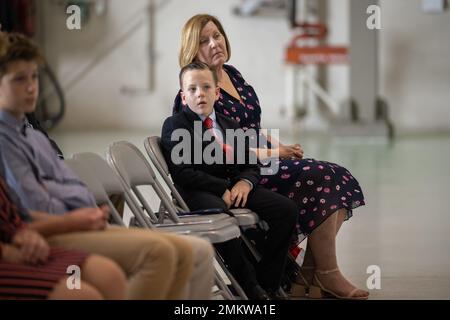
[107,141,182,223]
[71,152,156,228]
[64,158,108,203]
[64,156,125,226]
[144,136,190,212]
[144,136,169,175]
[73,152,124,197]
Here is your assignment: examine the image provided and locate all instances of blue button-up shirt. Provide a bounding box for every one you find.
[0,147,31,222]
[0,111,96,216]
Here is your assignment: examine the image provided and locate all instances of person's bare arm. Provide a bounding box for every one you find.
[27,212,70,237]
[28,207,110,237]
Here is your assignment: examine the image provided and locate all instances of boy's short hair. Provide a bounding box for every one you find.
[0,32,44,78]
[179,61,218,89]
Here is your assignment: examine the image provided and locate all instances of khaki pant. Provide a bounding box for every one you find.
[47,226,214,299]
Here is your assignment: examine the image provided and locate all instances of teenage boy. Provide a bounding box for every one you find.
[0,32,214,300]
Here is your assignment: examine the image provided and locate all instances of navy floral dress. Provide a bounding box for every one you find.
[173,64,365,243]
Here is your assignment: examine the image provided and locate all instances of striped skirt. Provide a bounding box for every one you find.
[0,247,89,299]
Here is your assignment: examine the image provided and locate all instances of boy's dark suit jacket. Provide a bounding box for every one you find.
[161,107,260,198]
[162,107,297,295]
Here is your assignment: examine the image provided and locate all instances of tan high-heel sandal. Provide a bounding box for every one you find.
[312,268,369,300]
[291,266,322,298]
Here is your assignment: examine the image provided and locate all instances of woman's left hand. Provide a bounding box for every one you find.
[12,229,50,265]
[279,144,304,159]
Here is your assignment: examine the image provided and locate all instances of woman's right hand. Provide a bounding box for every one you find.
[278,144,304,159]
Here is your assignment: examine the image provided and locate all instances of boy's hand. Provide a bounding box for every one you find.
[65,206,109,232]
[1,244,26,264]
[222,189,232,209]
[230,180,252,207]
[12,229,50,265]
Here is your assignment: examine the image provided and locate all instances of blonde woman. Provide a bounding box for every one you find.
[172,14,368,300]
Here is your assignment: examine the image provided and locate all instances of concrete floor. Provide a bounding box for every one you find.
[53,130,450,300]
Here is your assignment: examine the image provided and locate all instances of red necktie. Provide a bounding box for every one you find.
[203,117,214,130]
[203,117,234,162]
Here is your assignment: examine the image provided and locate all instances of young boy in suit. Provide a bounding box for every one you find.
[162,61,298,299]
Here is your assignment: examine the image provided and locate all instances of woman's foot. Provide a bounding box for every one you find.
[312,268,369,300]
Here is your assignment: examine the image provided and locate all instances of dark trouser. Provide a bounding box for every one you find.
[180,186,298,292]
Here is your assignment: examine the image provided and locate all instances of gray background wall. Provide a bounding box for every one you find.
[39,0,450,135]
[380,0,450,135]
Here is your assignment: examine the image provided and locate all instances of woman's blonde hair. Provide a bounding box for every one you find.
[0,32,43,78]
[179,14,231,68]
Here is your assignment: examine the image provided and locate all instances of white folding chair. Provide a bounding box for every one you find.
[64,158,125,227]
[72,152,240,239]
[144,136,260,227]
[70,151,248,299]
[106,141,240,228]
